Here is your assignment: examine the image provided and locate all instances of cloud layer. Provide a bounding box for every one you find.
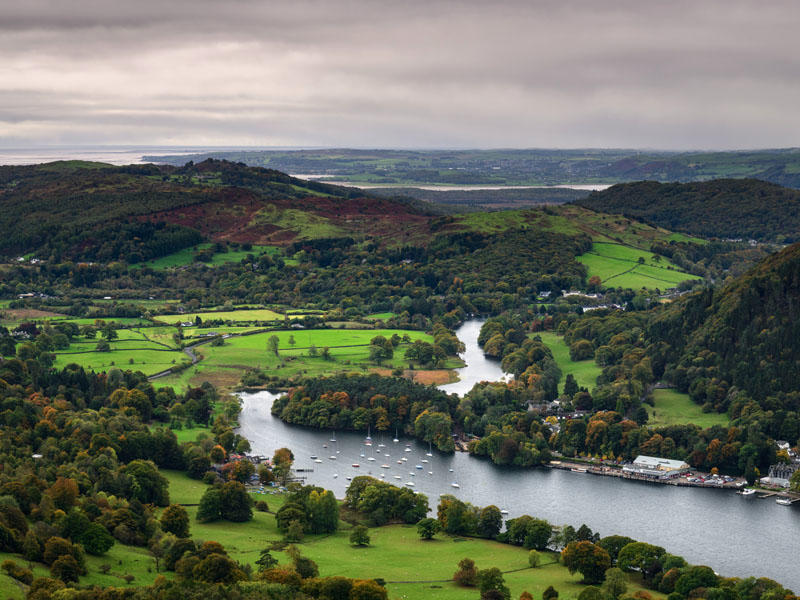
[1,0,799,149]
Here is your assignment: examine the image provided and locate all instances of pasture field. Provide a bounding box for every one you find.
[154,308,287,324]
[51,328,186,375]
[578,242,699,290]
[536,331,602,393]
[154,328,460,390]
[647,388,729,428]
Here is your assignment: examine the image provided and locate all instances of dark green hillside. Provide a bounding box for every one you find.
[649,242,800,410]
[575,179,800,242]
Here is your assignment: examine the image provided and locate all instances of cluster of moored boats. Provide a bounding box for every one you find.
[311,430,462,491]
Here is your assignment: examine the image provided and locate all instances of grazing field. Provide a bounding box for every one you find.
[535,331,602,393]
[578,242,699,290]
[51,328,186,375]
[154,308,287,324]
[647,388,729,428]
[154,328,460,390]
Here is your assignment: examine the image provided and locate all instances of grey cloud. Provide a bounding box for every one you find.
[1,0,799,148]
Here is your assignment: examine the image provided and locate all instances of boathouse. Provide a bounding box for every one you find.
[623,455,689,480]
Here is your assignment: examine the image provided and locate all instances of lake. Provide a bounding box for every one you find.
[237,319,799,590]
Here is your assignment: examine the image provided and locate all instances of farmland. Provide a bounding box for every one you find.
[578,242,699,290]
[536,331,602,393]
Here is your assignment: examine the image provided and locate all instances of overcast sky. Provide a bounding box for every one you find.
[1,0,799,149]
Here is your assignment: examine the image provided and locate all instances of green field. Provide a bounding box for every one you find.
[155,328,458,390]
[155,471,660,600]
[138,244,282,270]
[154,308,287,324]
[578,242,699,290]
[51,328,186,375]
[647,388,729,428]
[536,332,602,393]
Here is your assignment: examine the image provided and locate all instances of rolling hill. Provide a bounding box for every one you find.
[575,179,800,242]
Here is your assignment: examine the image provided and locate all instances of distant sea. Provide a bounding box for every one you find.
[0,146,302,166]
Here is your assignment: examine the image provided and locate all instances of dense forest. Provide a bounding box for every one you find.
[576,179,800,242]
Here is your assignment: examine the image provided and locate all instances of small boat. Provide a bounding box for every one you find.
[776,498,793,506]
[409,472,415,476]
[378,443,386,448]
[322,444,327,448]
[329,456,337,460]
[405,481,414,487]
[402,457,408,462]
[500,509,509,515]
[367,457,376,462]
[404,447,412,453]
[426,441,433,457]
[360,452,365,458]
[366,426,372,442]
[310,455,318,460]
[428,471,433,475]
[397,460,403,464]
[380,473,385,478]
[393,437,399,443]
[421,459,429,463]
[381,464,390,468]
[741,488,756,496]
[451,482,460,488]
[314,459,323,463]
[449,468,454,472]
[365,441,372,446]
[330,432,336,442]
[415,465,423,469]
[571,467,588,473]
[346,476,352,481]
[352,463,360,468]
[333,474,338,478]
[393,475,402,480]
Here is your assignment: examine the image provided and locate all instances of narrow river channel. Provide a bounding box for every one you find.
[237,319,799,591]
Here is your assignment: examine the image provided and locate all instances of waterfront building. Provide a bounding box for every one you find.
[623,455,689,480]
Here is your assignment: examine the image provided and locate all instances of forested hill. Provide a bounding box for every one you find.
[575,179,800,242]
[0,159,434,261]
[649,241,800,410]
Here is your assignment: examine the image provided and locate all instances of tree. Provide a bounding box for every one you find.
[219,481,253,522]
[577,586,604,600]
[192,553,244,584]
[563,374,579,398]
[50,555,81,583]
[528,550,541,568]
[49,478,79,512]
[543,586,559,600]
[119,459,169,506]
[80,523,114,556]
[350,525,371,547]
[161,504,190,538]
[268,335,279,357]
[477,505,503,539]
[350,580,388,600]
[674,565,718,596]
[286,519,304,542]
[417,517,441,540]
[454,558,479,587]
[524,518,552,550]
[478,567,510,600]
[617,541,665,581]
[255,548,278,572]
[602,567,628,599]
[196,487,223,522]
[561,541,611,584]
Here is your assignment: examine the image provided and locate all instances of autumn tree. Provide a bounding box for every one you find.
[561,541,611,584]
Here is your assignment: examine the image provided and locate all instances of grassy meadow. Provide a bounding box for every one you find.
[154,308,287,324]
[647,388,729,428]
[154,328,460,390]
[578,242,699,290]
[536,331,602,393]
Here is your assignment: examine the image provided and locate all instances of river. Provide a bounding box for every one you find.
[237,319,799,590]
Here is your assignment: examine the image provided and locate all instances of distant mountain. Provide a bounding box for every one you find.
[575,179,800,242]
[649,241,800,409]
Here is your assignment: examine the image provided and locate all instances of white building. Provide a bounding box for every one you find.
[623,455,689,479]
